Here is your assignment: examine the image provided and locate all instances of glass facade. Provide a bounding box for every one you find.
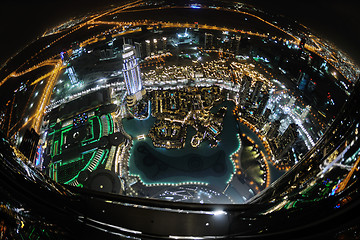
[122,44,143,96]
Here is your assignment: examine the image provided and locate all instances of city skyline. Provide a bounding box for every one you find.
[1,1,360,67]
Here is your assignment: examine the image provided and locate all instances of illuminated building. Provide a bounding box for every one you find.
[176,29,192,45]
[250,81,263,103]
[160,37,167,53]
[300,105,311,122]
[134,42,142,58]
[205,33,214,49]
[60,51,69,63]
[297,72,309,91]
[122,44,142,95]
[286,96,296,108]
[67,66,79,85]
[153,39,158,54]
[240,75,252,105]
[267,120,281,140]
[234,35,241,55]
[274,123,298,158]
[99,48,116,61]
[258,108,272,129]
[257,95,270,128]
[145,39,151,57]
[19,128,40,161]
[122,44,146,107]
[257,93,269,115]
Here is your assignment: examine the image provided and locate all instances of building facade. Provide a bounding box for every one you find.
[122,44,145,107]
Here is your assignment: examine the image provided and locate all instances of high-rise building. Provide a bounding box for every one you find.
[19,128,40,161]
[99,48,116,61]
[227,35,242,55]
[257,108,271,129]
[67,66,79,84]
[251,81,264,103]
[240,75,252,105]
[257,93,269,115]
[0,103,10,135]
[122,44,146,107]
[300,105,311,122]
[234,35,241,55]
[205,33,214,49]
[297,72,309,91]
[274,123,298,158]
[123,44,142,95]
[307,78,317,92]
[160,37,167,53]
[264,108,271,120]
[134,42,142,58]
[286,96,296,108]
[153,39,158,54]
[145,40,151,57]
[267,120,280,140]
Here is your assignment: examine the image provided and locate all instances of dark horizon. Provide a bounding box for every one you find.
[0,1,359,67]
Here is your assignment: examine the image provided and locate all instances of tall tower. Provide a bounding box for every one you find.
[267,120,281,140]
[240,75,251,105]
[161,37,167,53]
[234,35,241,55]
[250,81,263,103]
[145,40,151,57]
[205,33,214,49]
[300,105,311,122]
[274,123,298,158]
[257,93,269,115]
[122,44,146,107]
[67,66,79,84]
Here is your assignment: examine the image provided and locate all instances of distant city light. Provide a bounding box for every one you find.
[211,210,227,216]
[2,0,359,212]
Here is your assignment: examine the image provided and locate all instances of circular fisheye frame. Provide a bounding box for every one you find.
[1,1,360,239]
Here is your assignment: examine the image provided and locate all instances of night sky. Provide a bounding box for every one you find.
[0,1,359,66]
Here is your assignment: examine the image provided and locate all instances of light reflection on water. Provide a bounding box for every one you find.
[122,100,239,188]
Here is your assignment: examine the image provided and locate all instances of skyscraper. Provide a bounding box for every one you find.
[122,44,146,106]
[250,81,263,103]
[257,93,269,115]
[286,96,296,108]
[234,35,241,55]
[205,33,214,49]
[297,72,309,91]
[274,123,298,158]
[267,120,281,140]
[134,42,142,58]
[300,105,311,122]
[240,75,252,105]
[67,66,79,84]
[145,40,151,57]
[160,37,167,53]
[19,128,40,161]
